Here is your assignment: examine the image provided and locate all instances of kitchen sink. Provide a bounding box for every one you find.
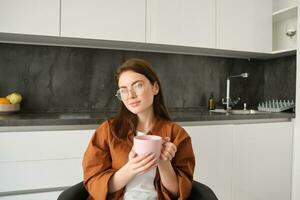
[210,109,267,115]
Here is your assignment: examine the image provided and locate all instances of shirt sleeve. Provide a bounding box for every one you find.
[158,124,195,200]
[82,121,122,200]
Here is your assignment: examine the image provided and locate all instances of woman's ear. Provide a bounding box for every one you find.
[153,82,159,95]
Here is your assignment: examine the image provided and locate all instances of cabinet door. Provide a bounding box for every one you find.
[0,129,94,195]
[0,0,60,36]
[184,125,234,200]
[0,191,62,200]
[233,122,293,200]
[147,0,215,48]
[0,130,94,162]
[216,0,272,52]
[61,0,145,43]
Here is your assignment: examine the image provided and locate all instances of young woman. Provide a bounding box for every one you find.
[83,58,195,200]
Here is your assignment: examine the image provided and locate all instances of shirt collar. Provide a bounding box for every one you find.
[148,118,166,135]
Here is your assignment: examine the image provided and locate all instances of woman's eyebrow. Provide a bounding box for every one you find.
[119,80,143,88]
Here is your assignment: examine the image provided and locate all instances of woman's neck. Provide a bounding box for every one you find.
[136,108,156,133]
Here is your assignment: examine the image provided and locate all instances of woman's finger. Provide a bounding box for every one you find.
[168,144,177,154]
[163,143,177,154]
[162,150,173,160]
[160,153,170,161]
[136,158,158,175]
[132,153,156,169]
[128,149,137,159]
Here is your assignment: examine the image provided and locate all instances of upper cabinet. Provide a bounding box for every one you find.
[0,0,279,57]
[60,0,146,43]
[0,0,60,36]
[146,0,216,48]
[216,0,272,52]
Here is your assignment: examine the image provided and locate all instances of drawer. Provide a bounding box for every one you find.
[0,130,94,161]
[0,158,83,192]
[0,191,62,200]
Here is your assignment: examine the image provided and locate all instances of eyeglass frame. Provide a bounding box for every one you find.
[115,80,150,101]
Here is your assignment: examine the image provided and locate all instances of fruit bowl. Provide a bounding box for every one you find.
[0,104,20,114]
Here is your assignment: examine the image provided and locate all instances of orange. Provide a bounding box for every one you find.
[0,97,11,104]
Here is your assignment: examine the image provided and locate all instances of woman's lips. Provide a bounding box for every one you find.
[129,101,140,107]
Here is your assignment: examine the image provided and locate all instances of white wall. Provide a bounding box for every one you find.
[292,2,300,200]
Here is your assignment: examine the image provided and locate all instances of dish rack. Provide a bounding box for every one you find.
[257,99,295,112]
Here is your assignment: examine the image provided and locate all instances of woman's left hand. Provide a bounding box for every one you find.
[160,137,177,161]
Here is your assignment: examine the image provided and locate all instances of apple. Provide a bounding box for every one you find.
[6,93,22,104]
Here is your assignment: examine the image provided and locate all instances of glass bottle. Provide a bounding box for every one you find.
[208,94,216,110]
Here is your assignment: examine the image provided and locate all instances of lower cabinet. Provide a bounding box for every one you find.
[0,121,293,200]
[0,191,62,200]
[184,121,293,200]
[232,122,293,200]
[184,124,234,200]
[0,129,95,200]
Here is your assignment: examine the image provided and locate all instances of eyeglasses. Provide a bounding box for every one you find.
[115,81,146,101]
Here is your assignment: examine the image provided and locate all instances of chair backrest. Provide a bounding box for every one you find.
[58,180,218,200]
[57,182,88,200]
[188,181,218,200]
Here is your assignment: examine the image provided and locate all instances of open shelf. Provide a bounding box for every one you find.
[272,48,296,54]
[272,5,297,53]
[273,6,298,23]
[270,48,296,59]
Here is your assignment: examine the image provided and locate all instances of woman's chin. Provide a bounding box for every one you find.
[127,107,142,114]
[127,104,152,115]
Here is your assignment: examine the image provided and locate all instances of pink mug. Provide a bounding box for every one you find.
[133,135,162,159]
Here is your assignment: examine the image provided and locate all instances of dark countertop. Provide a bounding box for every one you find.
[0,108,295,127]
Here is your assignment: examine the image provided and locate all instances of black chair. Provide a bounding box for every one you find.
[58,180,218,200]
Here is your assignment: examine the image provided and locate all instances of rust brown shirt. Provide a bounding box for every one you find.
[82,119,195,200]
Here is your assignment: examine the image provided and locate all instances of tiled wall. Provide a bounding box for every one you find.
[0,43,296,113]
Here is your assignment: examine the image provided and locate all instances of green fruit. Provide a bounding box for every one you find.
[6,93,22,104]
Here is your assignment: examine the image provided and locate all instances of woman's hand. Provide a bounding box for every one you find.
[125,150,158,176]
[157,137,179,197]
[160,137,177,161]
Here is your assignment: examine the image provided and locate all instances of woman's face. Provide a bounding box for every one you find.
[118,70,159,115]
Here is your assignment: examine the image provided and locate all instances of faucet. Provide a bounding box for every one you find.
[222,73,249,110]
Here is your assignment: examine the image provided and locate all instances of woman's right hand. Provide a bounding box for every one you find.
[125,150,158,176]
[108,150,157,193]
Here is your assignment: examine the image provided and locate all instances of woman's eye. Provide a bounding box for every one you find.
[120,89,128,95]
[134,82,143,89]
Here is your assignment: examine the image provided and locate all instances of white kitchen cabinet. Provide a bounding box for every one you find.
[147,0,216,48]
[0,191,62,200]
[0,129,94,199]
[61,0,145,43]
[0,0,60,36]
[232,122,293,200]
[184,120,293,200]
[184,125,234,200]
[216,0,272,52]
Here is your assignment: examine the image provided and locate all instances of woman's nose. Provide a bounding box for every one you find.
[128,89,137,99]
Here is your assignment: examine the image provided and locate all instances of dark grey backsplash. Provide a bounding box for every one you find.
[262,56,296,101]
[0,43,296,113]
